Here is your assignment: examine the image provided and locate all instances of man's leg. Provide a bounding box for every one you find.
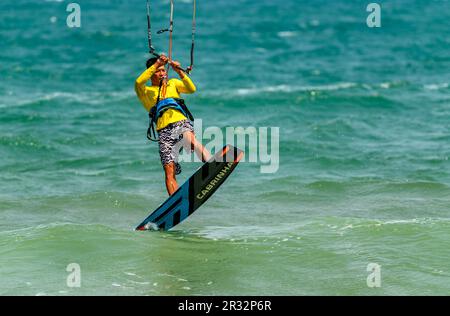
[163,162,178,195]
[183,131,211,162]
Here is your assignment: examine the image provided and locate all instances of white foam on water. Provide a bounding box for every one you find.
[424,83,449,90]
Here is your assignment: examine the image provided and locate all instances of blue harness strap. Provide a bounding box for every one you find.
[155,98,187,118]
[147,98,194,142]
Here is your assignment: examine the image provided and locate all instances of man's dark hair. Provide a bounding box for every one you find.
[146,57,158,69]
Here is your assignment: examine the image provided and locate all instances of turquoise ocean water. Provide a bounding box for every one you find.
[1,0,449,295]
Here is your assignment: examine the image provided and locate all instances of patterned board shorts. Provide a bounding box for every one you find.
[158,120,194,175]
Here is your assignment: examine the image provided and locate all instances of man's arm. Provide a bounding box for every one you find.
[134,64,157,100]
[171,61,196,94]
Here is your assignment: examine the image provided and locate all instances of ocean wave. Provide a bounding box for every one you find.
[0,91,134,109]
[379,181,450,193]
[234,82,358,96]
[277,31,299,38]
[200,82,358,99]
[318,216,450,233]
[0,92,71,109]
[256,190,301,201]
[424,83,449,90]
[303,156,367,169]
[0,222,116,237]
[308,117,358,134]
[305,180,350,191]
[190,215,450,242]
[199,80,425,101]
[0,135,54,151]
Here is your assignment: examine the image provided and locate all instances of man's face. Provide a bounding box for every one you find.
[152,65,167,82]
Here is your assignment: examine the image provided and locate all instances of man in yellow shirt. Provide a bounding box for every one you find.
[135,54,211,196]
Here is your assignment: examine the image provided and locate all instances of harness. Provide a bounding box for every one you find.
[146,97,194,142]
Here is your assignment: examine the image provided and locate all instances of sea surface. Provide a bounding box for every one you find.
[1,0,449,295]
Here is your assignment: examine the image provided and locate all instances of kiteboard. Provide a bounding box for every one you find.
[135,145,243,231]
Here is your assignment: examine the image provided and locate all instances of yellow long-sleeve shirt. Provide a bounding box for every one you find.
[135,64,196,131]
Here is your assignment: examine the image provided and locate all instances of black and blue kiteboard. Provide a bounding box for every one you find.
[135,145,243,231]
